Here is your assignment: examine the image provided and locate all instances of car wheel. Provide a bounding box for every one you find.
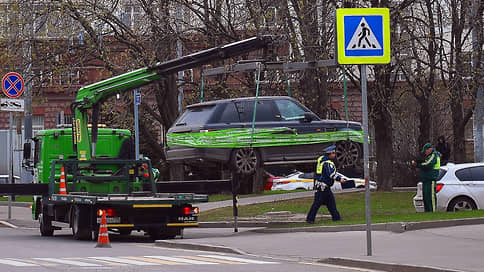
[447,196,477,212]
[335,141,361,168]
[230,148,260,175]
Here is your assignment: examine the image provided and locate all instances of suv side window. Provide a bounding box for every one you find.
[236,100,277,122]
[469,166,484,180]
[456,168,473,181]
[274,99,307,120]
[218,103,240,123]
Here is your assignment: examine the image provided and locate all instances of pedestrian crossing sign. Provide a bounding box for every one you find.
[336,8,390,64]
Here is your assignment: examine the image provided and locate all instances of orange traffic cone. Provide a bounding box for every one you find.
[59,166,67,195]
[95,210,111,248]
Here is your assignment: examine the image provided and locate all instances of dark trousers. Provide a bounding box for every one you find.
[422,180,436,212]
[306,189,341,222]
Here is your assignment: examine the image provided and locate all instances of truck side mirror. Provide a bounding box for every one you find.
[23,142,31,160]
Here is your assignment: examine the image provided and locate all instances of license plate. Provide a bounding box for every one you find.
[96,217,121,223]
[177,216,196,221]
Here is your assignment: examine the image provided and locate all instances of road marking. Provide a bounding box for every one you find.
[33,258,101,267]
[124,256,186,265]
[88,256,156,266]
[77,258,127,266]
[136,244,203,253]
[0,259,38,267]
[182,255,243,264]
[199,254,279,264]
[145,255,218,264]
[299,261,382,272]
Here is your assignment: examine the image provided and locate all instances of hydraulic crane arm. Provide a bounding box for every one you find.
[71,35,274,160]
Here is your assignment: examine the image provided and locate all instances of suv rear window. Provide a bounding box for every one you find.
[175,105,215,126]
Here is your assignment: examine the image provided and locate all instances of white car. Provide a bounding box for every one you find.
[414,163,484,212]
[270,171,377,191]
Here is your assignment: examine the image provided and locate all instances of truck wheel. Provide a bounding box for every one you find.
[230,148,260,175]
[72,205,91,240]
[39,213,54,237]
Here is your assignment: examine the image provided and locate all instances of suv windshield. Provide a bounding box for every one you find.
[175,105,215,126]
[274,99,307,120]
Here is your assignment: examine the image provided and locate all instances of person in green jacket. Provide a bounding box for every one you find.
[412,143,441,212]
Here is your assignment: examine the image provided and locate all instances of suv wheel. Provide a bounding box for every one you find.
[231,148,260,175]
[335,141,361,168]
[447,196,477,211]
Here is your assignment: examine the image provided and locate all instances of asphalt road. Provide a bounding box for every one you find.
[0,227,382,272]
[2,191,484,272]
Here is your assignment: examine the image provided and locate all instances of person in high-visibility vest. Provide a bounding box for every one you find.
[306,145,346,223]
[413,143,440,212]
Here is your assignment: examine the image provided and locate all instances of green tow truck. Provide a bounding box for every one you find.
[19,35,274,240]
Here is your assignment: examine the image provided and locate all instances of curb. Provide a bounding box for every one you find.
[208,217,484,233]
[320,257,466,272]
[250,222,407,233]
[0,220,18,228]
[155,240,245,255]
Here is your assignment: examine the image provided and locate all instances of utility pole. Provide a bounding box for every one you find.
[176,4,184,113]
[473,0,484,162]
[23,1,34,183]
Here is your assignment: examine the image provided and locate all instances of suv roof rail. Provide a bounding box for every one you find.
[56,124,73,128]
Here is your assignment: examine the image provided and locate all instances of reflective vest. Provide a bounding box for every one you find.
[316,157,335,175]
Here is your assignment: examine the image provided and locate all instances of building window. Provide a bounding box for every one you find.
[123,4,143,29]
[264,6,277,27]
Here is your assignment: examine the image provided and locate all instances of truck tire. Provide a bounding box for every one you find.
[39,213,54,237]
[72,205,92,240]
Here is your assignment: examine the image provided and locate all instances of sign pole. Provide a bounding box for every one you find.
[337,7,389,257]
[361,64,372,256]
[134,89,140,159]
[8,112,13,220]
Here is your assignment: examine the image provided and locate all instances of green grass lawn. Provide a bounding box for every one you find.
[200,191,484,226]
[208,189,308,202]
[0,196,33,202]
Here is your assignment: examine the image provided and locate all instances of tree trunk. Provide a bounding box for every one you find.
[374,106,394,191]
[417,97,432,148]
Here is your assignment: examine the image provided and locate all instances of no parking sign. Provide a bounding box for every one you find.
[2,72,24,98]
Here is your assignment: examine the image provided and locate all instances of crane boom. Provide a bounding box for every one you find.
[71,35,274,160]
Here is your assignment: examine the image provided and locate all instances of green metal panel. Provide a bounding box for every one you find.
[36,128,131,185]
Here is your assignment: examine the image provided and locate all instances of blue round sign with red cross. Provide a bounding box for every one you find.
[2,72,24,98]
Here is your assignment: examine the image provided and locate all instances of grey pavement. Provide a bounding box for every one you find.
[2,191,484,272]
